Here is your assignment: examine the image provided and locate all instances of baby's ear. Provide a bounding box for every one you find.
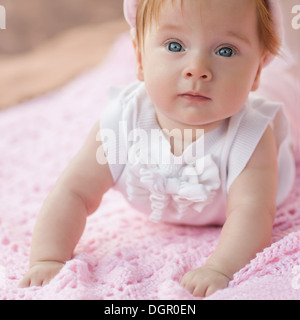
[132,36,144,82]
[251,53,268,92]
[251,66,262,92]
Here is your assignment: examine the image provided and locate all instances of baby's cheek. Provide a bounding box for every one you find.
[145,81,168,107]
[219,76,251,109]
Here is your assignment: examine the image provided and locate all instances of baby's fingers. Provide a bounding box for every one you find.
[19,262,64,288]
[19,273,43,288]
[204,280,228,297]
[181,272,206,297]
[18,275,30,288]
[180,266,230,298]
[192,283,209,298]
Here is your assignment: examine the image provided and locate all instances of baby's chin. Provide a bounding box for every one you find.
[175,118,227,132]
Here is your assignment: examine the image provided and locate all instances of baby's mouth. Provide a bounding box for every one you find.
[179,91,212,102]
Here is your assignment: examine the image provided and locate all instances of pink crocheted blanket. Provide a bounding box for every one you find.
[1,34,300,300]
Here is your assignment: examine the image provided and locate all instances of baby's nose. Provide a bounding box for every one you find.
[183,54,212,81]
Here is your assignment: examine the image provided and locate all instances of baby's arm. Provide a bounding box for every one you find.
[181,126,278,297]
[19,122,113,287]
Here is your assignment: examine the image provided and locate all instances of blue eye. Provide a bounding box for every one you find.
[167,41,184,52]
[216,47,235,57]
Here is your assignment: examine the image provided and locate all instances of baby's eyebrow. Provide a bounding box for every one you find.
[157,23,184,33]
[225,31,251,46]
[157,23,251,47]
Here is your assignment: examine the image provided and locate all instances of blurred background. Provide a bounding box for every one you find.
[0,0,127,109]
[0,0,124,54]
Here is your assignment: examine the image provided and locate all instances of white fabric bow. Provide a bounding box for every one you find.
[126,150,221,223]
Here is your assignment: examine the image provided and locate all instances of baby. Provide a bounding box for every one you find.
[20,0,295,297]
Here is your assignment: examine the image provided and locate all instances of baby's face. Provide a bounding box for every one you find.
[135,0,266,132]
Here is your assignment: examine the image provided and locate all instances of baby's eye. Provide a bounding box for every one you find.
[216,47,236,58]
[167,41,184,52]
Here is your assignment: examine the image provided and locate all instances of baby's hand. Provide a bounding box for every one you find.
[180,265,231,297]
[19,261,64,288]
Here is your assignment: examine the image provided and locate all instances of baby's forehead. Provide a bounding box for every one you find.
[149,0,258,38]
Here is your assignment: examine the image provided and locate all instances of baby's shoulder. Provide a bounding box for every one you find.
[101,81,153,137]
[246,94,283,118]
[109,81,146,106]
[105,81,148,119]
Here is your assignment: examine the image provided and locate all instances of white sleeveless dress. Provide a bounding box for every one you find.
[100,81,295,226]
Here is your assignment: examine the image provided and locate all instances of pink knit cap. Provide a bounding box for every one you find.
[123,0,282,66]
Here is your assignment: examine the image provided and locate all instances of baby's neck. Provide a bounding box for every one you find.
[155,109,225,137]
[155,113,225,156]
